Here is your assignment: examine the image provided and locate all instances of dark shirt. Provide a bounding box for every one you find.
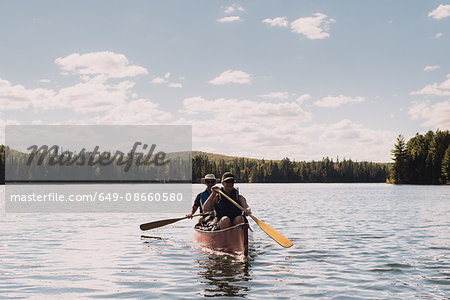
[215,188,243,221]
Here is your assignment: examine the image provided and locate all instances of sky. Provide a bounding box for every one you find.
[0,1,449,162]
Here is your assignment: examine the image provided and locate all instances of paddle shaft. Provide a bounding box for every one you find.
[184,213,204,219]
[217,189,245,210]
[215,188,252,221]
[215,188,293,248]
[140,213,205,231]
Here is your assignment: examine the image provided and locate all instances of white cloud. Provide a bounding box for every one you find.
[0,71,136,114]
[424,65,440,72]
[54,77,134,113]
[92,98,173,125]
[39,79,51,83]
[179,97,395,161]
[409,100,450,129]
[314,95,365,108]
[151,72,183,88]
[317,119,396,161]
[151,77,167,84]
[0,51,398,162]
[0,59,398,161]
[180,97,213,116]
[181,96,312,121]
[441,75,450,89]
[435,32,443,38]
[180,96,314,156]
[296,94,311,105]
[224,4,244,14]
[208,70,251,85]
[0,117,22,144]
[55,51,148,79]
[262,17,288,27]
[411,74,450,96]
[218,16,241,23]
[168,83,182,88]
[0,78,54,110]
[428,4,450,20]
[0,51,180,121]
[410,83,450,96]
[290,13,335,40]
[259,91,289,99]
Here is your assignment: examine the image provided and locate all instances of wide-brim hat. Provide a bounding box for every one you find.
[201,174,218,184]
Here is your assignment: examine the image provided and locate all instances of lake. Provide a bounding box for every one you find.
[0,183,449,298]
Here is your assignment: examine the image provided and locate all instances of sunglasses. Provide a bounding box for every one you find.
[206,180,216,184]
[224,179,234,184]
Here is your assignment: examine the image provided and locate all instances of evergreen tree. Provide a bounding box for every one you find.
[389,130,450,184]
[390,135,408,184]
[441,145,450,183]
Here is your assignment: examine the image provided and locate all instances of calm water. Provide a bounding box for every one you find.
[1,183,449,299]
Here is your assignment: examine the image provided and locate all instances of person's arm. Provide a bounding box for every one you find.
[202,188,218,212]
[186,194,201,218]
[239,195,251,215]
[186,205,198,218]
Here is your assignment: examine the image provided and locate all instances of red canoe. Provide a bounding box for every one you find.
[194,223,249,255]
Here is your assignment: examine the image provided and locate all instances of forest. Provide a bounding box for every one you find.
[0,145,390,183]
[389,130,450,184]
[0,145,190,183]
[192,154,389,183]
[2,130,448,184]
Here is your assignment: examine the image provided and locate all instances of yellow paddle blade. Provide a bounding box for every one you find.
[249,215,293,248]
[216,188,293,248]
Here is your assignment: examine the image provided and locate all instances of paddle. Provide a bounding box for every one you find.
[140,213,205,231]
[215,188,293,248]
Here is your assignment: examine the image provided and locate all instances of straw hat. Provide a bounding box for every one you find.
[200,174,218,184]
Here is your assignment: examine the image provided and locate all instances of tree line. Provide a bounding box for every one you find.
[389,129,450,184]
[0,145,4,184]
[3,129,448,185]
[193,155,390,183]
[0,145,390,183]
[0,145,190,183]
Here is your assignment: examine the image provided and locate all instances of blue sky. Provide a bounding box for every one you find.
[1,1,449,162]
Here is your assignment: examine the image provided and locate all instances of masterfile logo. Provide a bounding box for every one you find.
[5,125,191,182]
[26,142,169,172]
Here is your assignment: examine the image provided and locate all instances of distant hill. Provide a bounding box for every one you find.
[192,151,275,163]
[192,151,253,163]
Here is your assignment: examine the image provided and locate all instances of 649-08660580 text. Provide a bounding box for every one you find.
[9,192,184,202]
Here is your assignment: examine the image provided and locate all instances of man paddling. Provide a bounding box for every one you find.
[203,172,251,229]
[186,174,218,218]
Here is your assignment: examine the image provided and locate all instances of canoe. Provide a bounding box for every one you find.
[194,223,249,255]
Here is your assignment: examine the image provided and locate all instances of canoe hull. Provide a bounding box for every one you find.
[194,223,249,255]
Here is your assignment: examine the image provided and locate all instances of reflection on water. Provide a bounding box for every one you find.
[140,235,163,240]
[196,254,252,298]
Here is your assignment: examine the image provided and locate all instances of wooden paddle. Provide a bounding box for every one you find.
[216,188,293,248]
[140,213,205,231]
